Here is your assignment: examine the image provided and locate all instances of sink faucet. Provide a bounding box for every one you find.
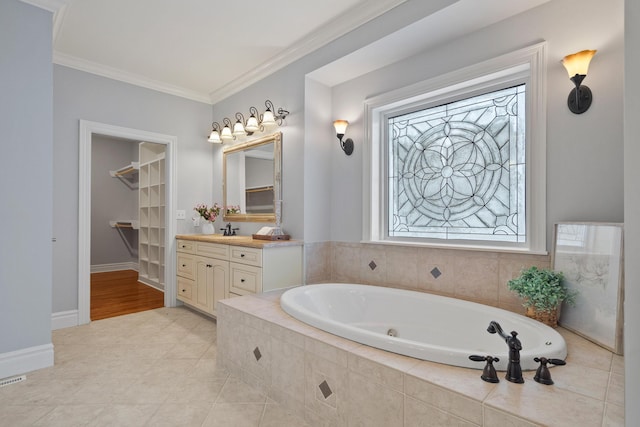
[487,321,524,383]
[221,223,238,236]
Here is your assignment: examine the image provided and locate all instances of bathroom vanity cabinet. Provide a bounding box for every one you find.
[175,235,302,317]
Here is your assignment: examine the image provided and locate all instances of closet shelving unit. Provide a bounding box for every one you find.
[138,142,165,290]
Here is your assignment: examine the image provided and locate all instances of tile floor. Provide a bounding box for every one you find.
[0,307,309,427]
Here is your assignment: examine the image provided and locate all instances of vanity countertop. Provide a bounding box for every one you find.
[175,234,302,249]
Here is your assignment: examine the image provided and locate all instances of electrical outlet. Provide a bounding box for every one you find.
[176,210,186,220]
[192,216,200,227]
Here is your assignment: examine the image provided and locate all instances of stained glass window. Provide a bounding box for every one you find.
[387,84,526,242]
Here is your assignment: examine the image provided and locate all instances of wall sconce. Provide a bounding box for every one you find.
[561,50,596,114]
[205,99,289,143]
[207,122,222,144]
[333,120,354,155]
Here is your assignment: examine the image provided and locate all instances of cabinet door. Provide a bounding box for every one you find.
[194,258,214,313]
[194,257,228,316]
[210,258,229,316]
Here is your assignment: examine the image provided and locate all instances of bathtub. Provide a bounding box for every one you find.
[280,283,567,371]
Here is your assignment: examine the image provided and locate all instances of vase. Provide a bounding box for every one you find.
[201,221,215,235]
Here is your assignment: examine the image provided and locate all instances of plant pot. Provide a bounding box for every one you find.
[526,306,560,328]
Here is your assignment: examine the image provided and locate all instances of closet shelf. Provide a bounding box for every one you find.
[109,220,140,230]
[109,162,140,178]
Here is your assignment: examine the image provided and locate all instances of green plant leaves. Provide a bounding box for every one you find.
[507,266,577,312]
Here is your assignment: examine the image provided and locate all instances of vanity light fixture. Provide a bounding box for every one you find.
[333,120,354,156]
[205,99,289,143]
[220,117,234,141]
[561,50,596,114]
[207,122,222,144]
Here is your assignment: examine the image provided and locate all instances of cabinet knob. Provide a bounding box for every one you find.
[241,279,245,283]
[182,264,186,267]
[206,264,212,268]
[240,253,245,257]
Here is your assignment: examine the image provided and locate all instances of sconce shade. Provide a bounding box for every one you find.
[561,50,596,78]
[333,120,353,155]
[208,130,222,144]
[233,120,246,137]
[262,109,276,127]
[333,120,349,136]
[245,114,260,133]
[220,125,233,140]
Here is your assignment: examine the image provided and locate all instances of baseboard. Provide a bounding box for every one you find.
[0,344,54,380]
[91,262,138,273]
[138,276,165,292]
[51,310,78,330]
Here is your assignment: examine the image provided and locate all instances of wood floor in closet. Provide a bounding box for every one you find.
[91,269,164,320]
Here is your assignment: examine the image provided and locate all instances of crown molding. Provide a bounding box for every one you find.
[208,0,407,104]
[53,51,213,104]
[50,0,406,105]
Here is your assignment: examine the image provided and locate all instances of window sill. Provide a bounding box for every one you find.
[361,238,549,256]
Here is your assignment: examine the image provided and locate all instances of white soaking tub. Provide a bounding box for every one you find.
[280,283,566,370]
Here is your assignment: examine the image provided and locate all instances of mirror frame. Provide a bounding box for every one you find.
[222,132,282,223]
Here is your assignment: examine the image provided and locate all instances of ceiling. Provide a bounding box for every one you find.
[42,0,550,105]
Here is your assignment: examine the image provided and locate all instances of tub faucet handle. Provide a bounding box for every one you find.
[469,355,500,383]
[533,357,566,385]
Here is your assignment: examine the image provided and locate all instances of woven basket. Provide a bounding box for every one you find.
[526,306,560,328]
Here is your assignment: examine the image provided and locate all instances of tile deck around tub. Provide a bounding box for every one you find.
[217,289,625,427]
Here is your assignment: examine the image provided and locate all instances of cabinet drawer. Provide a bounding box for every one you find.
[196,242,229,260]
[177,276,194,302]
[177,253,195,279]
[229,246,262,267]
[177,239,196,254]
[229,263,262,295]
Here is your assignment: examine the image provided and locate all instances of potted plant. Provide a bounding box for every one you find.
[507,266,577,327]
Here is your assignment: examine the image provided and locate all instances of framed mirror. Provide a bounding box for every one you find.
[223,132,282,223]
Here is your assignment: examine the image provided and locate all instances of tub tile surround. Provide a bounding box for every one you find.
[217,291,624,427]
[305,241,551,315]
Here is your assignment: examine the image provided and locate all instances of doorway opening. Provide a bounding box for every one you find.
[78,120,177,325]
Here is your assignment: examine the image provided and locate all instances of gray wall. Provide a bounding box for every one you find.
[210,1,461,239]
[91,136,138,266]
[624,0,639,422]
[53,66,213,313]
[329,0,624,245]
[0,0,53,354]
[211,0,624,250]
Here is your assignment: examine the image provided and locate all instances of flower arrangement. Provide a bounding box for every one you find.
[194,203,221,223]
[225,205,241,214]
